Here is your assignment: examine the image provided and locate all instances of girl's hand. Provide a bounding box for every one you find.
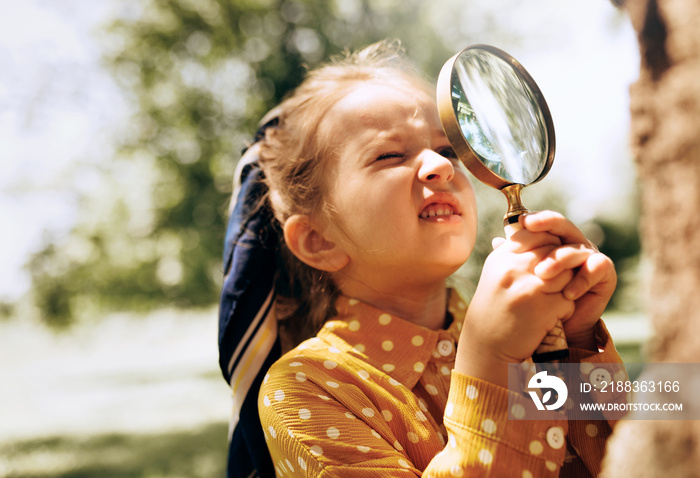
[455,223,577,387]
[520,211,617,351]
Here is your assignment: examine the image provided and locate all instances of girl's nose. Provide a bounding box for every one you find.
[418,150,455,184]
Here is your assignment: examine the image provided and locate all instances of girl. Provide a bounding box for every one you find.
[235,40,620,477]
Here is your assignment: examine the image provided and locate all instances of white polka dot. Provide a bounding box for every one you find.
[586,424,599,437]
[296,372,307,382]
[382,340,394,351]
[382,410,393,421]
[445,402,454,417]
[348,298,359,305]
[418,399,428,412]
[511,403,526,419]
[263,395,271,407]
[298,456,307,471]
[441,366,451,375]
[378,313,392,325]
[481,419,497,434]
[268,426,277,438]
[478,449,493,465]
[288,429,294,438]
[522,471,533,478]
[371,430,382,439]
[407,432,419,443]
[546,461,557,471]
[348,320,361,331]
[285,459,294,471]
[323,360,337,369]
[450,465,464,476]
[383,364,396,372]
[362,408,375,418]
[466,385,479,400]
[353,343,366,353]
[345,412,356,419]
[416,411,427,422]
[457,301,466,310]
[399,459,411,469]
[318,394,330,401]
[389,378,400,386]
[263,373,269,383]
[426,384,439,395]
[299,409,311,420]
[529,440,544,455]
[438,432,445,445]
[357,370,370,380]
[327,427,340,439]
[289,362,303,367]
[274,390,285,402]
[326,381,340,388]
[310,445,323,456]
[580,363,595,374]
[328,346,341,353]
[357,445,370,453]
[412,335,424,346]
[393,440,403,451]
[414,362,425,372]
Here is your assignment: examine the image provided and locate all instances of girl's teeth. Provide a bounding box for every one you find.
[420,208,454,219]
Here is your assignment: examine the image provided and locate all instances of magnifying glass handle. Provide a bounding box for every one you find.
[504,215,570,363]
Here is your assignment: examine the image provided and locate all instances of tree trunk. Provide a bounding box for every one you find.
[601,0,700,475]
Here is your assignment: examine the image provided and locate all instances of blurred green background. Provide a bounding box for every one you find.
[0,0,644,476]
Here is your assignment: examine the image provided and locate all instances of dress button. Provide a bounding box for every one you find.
[589,368,612,389]
[437,340,454,357]
[546,426,565,449]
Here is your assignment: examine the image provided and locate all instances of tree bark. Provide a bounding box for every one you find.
[601,0,700,475]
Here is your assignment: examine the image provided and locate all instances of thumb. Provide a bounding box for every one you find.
[492,237,506,250]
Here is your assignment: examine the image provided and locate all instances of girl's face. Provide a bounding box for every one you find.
[317,80,478,291]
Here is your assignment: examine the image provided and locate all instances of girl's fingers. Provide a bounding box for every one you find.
[534,244,594,279]
[538,268,575,294]
[505,227,562,253]
[520,210,590,246]
[563,253,616,301]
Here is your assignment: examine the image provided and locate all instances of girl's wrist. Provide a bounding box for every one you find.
[454,347,509,389]
[565,327,598,352]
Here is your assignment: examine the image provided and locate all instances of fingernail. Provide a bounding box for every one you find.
[564,287,579,300]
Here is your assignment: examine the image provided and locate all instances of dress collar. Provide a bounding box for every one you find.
[316,290,467,390]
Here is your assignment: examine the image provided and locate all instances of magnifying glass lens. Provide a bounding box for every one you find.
[451,49,549,185]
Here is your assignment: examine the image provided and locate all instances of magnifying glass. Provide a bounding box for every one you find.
[437,44,568,362]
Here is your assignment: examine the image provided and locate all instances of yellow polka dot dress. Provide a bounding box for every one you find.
[259,291,623,477]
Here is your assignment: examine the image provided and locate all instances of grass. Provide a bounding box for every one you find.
[0,423,229,478]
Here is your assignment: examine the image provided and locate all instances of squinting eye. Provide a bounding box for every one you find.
[376,152,404,161]
[438,147,458,160]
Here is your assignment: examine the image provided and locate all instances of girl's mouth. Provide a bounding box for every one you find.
[419,203,456,219]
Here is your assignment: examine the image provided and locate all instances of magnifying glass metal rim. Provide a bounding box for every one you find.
[436,44,556,191]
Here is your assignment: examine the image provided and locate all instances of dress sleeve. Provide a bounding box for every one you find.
[560,319,627,476]
[422,372,569,477]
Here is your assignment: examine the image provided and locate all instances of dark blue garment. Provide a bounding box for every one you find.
[218,156,280,478]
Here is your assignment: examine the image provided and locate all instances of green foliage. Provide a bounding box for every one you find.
[27,0,481,325]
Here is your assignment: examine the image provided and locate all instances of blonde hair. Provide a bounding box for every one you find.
[257,40,432,349]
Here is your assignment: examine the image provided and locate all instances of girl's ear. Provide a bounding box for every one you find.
[283,214,350,272]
